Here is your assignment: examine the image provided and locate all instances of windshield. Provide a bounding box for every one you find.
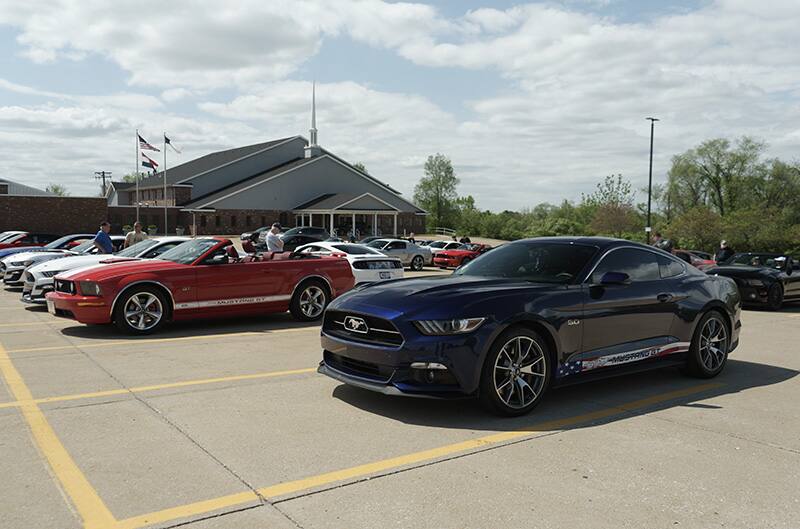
[44,235,80,249]
[454,241,598,284]
[71,241,95,253]
[116,238,159,257]
[331,244,382,255]
[159,239,219,264]
[366,240,390,249]
[457,244,480,251]
[0,232,20,242]
[428,241,447,248]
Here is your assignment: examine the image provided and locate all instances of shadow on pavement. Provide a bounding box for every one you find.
[58,312,320,341]
[330,359,796,432]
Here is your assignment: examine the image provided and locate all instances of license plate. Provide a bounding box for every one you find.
[379,272,391,280]
[47,299,55,314]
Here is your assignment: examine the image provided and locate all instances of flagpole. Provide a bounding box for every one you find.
[163,133,168,235]
[135,129,140,223]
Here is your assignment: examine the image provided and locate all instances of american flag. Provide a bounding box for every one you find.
[138,134,160,152]
[141,153,159,170]
[556,360,583,377]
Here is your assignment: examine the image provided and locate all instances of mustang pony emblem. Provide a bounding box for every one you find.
[344,316,369,334]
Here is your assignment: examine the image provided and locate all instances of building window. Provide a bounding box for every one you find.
[279,212,288,226]
[246,216,252,227]
[261,216,266,226]
[215,215,221,227]
[231,215,237,227]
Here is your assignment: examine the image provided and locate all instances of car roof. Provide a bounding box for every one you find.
[510,236,642,250]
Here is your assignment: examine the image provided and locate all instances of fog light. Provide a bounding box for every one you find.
[410,362,447,370]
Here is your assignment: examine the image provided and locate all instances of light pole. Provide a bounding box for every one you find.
[645,117,659,244]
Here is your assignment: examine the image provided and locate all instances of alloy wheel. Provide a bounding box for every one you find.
[299,285,326,318]
[699,315,728,371]
[492,336,547,409]
[124,292,163,331]
[411,256,424,271]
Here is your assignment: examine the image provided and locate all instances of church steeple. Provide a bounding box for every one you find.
[305,81,321,158]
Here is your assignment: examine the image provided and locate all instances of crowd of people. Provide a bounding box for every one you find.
[652,231,735,263]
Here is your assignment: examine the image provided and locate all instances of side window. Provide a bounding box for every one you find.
[657,254,685,278]
[388,241,406,250]
[590,248,661,283]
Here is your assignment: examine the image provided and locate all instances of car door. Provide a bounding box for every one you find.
[192,249,278,313]
[384,241,409,264]
[781,258,800,299]
[580,247,680,370]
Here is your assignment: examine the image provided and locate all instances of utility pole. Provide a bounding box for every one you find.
[645,117,659,244]
[94,171,112,196]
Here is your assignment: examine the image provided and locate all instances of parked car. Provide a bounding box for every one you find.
[45,237,355,334]
[433,243,493,269]
[417,240,434,247]
[688,250,714,261]
[365,238,433,271]
[21,236,177,304]
[296,242,404,284]
[240,226,269,242]
[707,252,800,310]
[0,232,60,250]
[280,233,329,252]
[0,233,93,260]
[358,235,398,245]
[0,231,25,243]
[426,240,463,256]
[673,249,716,270]
[318,237,741,416]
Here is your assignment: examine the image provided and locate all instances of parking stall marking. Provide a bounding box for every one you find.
[116,382,723,529]
[0,342,118,529]
[0,321,51,328]
[6,326,316,354]
[0,367,317,410]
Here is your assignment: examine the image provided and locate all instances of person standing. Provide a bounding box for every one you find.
[715,240,734,263]
[266,222,284,252]
[93,221,114,254]
[408,232,416,245]
[652,231,674,253]
[124,221,148,248]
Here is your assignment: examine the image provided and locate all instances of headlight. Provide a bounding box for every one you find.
[414,318,485,335]
[79,281,102,296]
[10,261,26,267]
[745,279,764,287]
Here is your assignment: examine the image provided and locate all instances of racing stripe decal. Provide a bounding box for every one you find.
[557,342,691,377]
[174,294,291,310]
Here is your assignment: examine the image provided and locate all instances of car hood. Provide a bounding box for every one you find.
[58,259,186,281]
[2,250,69,264]
[30,254,117,274]
[330,275,562,319]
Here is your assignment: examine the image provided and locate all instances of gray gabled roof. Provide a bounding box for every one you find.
[294,193,399,211]
[137,137,298,190]
[0,178,54,196]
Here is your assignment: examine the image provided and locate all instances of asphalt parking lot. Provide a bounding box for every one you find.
[1,269,798,529]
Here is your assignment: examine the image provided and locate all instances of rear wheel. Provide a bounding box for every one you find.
[766,283,783,311]
[290,280,329,321]
[410,255,424,271]
[114,286,168,335]
[479,327,551,416]
[685,310,729,378]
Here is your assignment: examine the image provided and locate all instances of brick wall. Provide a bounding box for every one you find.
[186,209,291,235]
[0,196,108,234]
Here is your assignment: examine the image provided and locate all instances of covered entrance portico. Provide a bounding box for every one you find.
[293,193,400,238]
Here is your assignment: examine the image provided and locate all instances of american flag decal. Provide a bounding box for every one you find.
[556,361,583,377]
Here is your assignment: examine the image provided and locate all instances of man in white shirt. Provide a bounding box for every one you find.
[266,222,284,252]
[124,221,148,248]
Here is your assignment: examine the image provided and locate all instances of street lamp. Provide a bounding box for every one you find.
[645,117,659,244]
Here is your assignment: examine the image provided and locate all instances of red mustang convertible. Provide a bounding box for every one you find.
[45,238,355,334]
[433,243,493,269]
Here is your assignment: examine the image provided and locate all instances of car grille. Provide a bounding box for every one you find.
[55,279,76,294]
[352,260,402,270]
[41,270,59,278]
[323,310,404,346]
[323,351,393,382]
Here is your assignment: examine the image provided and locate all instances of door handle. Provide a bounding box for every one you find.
[657,293,673,303]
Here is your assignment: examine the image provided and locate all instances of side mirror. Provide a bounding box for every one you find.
[600,271,631,286]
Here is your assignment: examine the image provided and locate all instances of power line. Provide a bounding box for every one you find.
[94,171,112,196]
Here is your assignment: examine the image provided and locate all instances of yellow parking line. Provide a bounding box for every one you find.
[0,367,317,410]
[0,322,49,328]
[6,326,316,354]
[116,382,723,529]
[0,343,118,529]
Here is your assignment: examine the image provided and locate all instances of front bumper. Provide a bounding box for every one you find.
[3,267,25,286]
[433,256,460,268]
[45,292,111,324]
[21,278,53,304]
[737,284,769,304]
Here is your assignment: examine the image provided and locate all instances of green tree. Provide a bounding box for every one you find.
[352,162,368,174]
[413,153,460,230]
[121,172,147,183]
[665,207,724,252]
[45,184,69,196]
[582,175,640,238]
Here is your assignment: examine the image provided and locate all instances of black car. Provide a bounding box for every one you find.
[709,252,800,310]
[240,226,269,242]
[319,237,741,416]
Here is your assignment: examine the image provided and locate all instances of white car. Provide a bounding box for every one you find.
[365,239,433,271]
[0,237,116,287]
[21,237,190,304]
[295,242,404,284]
[426,240,463,256]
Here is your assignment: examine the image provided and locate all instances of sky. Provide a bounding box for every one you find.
[0,0,798,211]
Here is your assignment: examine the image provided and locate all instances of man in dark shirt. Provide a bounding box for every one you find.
[93,221,113,254]
[715,240,735,263]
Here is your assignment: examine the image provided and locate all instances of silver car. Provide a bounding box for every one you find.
[365,238,432,271]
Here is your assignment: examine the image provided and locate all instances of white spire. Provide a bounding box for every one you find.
[309,80,318,147]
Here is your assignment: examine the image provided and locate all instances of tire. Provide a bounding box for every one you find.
[290,279,329,322]
[685,310,730,378]
[410,255,424,271]
[479,327,551,416]
[766,283,783,311]
[113,286,168,335]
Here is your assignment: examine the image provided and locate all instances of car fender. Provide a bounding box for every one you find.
[109,275,177,318]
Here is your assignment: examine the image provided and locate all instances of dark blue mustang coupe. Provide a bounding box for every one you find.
[318,237,741,416]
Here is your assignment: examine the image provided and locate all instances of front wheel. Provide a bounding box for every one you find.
[766,284,783,311]
[479,327,551,416]
[410,255,424,271]
[685,310,729,378]
[290,280,329,321]
[114,286,168,335]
